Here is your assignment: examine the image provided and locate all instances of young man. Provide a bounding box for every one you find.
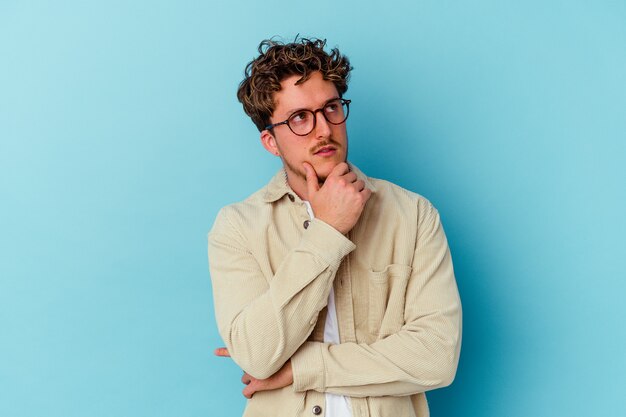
[208,38,462,417]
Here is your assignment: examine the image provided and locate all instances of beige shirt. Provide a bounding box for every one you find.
[208,164,462,417]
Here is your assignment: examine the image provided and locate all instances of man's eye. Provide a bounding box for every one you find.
[325,103,339,112]
[290,112,310,124]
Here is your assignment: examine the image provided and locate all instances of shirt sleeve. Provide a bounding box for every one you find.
[290,201,462,397]
[208,207,356,379]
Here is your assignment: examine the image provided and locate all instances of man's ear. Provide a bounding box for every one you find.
[260,130,280,156]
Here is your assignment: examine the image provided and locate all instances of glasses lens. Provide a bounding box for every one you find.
[324,99,349,124]
[286,100,350,136]
[288,110,315,135]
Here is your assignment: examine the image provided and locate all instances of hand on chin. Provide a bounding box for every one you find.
[312,160,344,183]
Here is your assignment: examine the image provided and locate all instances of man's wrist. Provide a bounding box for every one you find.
[300,219,355,268]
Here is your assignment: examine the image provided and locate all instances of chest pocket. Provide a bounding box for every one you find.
[368,263,413,339]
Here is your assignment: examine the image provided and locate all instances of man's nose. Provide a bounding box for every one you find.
[313,110,331,139]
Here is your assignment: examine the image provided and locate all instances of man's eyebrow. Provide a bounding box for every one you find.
[284,97,341,117]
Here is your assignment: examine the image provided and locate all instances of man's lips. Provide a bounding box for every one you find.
[314,146,337,155]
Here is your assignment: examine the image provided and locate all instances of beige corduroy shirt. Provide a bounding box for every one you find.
[208,164,462,417]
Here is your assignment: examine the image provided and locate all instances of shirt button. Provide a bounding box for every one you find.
[312,405,322,415]
[303,220,310,229]
[287,193,295,202]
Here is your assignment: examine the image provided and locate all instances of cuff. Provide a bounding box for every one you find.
[291,342,326,392]
[298,219,356,270]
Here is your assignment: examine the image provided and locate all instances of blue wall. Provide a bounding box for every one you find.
[1,1,624,416]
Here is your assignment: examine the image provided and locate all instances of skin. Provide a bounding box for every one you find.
[260,71,348,194]
[215,348,293,399]
[260,71,371,234]
[216,70,372,398]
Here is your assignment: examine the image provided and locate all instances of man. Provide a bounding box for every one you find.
[208,38,462,417]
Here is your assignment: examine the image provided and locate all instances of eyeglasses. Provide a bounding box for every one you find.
[265,98,351,136]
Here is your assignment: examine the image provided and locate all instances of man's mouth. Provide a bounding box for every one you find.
[314,145,337,155]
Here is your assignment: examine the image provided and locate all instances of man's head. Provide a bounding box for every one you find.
[237,38,353,197]
[237,38,352,132]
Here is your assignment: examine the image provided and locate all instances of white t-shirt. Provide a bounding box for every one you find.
[304,202,352,417]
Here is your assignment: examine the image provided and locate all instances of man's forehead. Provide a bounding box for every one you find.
[273,72,339,115]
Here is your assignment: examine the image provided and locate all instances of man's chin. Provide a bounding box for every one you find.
[314,159,346,182]
[312,169,332,185]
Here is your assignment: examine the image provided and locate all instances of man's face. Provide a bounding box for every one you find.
[261,71,348,187]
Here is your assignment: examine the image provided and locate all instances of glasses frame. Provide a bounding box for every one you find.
[264,98,351,136]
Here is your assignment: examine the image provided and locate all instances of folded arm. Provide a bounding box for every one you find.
[208,207,355,379]
[291,204,462,397]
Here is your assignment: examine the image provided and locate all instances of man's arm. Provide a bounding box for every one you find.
[209,163,370,380]
[209,212,353,379]
[290,201,462,397]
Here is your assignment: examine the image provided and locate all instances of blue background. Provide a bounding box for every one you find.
[1,1,625,416]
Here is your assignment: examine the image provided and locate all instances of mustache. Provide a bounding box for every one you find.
[311,140,340,154]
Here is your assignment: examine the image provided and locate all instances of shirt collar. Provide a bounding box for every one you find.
[261,162,377,203]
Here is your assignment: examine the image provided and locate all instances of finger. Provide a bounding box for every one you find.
[361,187,372,201]
[241,373,252,385]
[214,347,230,357]
[302,162,320,196]
[353,179,366,191]
[341,172,357,183]
[329,162,349,178]
[243,383,255,399]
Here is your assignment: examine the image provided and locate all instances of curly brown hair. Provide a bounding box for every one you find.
[237,37,353,132]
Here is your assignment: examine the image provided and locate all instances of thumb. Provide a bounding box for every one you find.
[302,162,320,196]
